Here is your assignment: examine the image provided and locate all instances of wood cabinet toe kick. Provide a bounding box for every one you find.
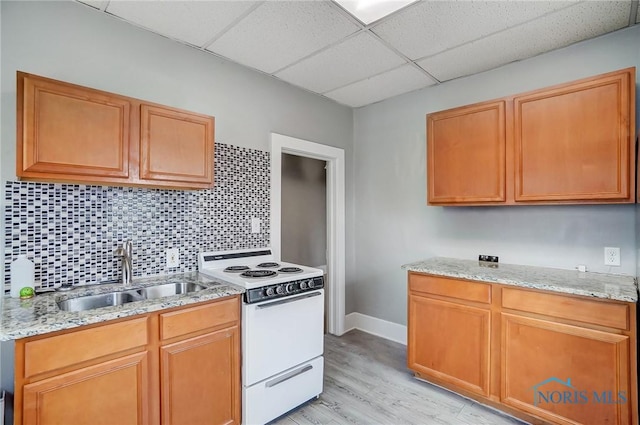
[407,272,638,425]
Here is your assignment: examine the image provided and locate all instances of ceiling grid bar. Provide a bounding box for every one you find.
[630,0,639,26]
[200,1,266,50]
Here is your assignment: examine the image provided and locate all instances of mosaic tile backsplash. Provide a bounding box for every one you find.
[4,143,270,289]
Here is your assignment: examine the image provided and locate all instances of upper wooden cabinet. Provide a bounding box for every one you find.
[427,100,506,204]
[515,71,633,202]
[17,72,214,189]
[427,67,636,205]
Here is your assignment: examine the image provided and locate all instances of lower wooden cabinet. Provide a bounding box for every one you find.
[407,272,638,425]
[161,326,240,425]
[408,294,490,396]
[23,352,150,425]
[14,296,241,425]
[502,314,630,425]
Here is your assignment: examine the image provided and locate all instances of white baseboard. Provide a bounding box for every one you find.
[344,312,407,345]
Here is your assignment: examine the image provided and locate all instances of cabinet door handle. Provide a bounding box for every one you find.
[265,364,314,388]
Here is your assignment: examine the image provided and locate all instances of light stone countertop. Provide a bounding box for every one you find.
[402,257,638,302]
[0,272,244,341]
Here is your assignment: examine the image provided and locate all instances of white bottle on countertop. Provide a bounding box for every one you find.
[10,255,35,298]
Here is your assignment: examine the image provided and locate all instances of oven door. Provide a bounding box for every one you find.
[243,289,324,386]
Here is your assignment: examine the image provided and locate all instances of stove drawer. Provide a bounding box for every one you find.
[243,356,323,425]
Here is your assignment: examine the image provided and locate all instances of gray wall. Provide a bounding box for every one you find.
[281,154,327,268]
[0,1,356,311]
[353,25,640,326]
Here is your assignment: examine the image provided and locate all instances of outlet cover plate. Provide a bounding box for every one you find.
[166,248,180,268]
[604,247,620,266]
[251,217,261,234]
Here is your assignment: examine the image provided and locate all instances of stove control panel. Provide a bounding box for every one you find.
[245,276,324,304]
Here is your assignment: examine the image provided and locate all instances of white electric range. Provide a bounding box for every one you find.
[199,248,325,425]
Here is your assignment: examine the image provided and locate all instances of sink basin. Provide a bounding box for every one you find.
[56,281,208,312]
[57,290,144,312]
[138,282,207,299]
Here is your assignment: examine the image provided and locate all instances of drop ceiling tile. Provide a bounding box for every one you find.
[275,32,406,94]
[105,1,258,47]
[372,0,578,60]
[206,1,360,74]
[324,64,436,107]
[417,1,630,82]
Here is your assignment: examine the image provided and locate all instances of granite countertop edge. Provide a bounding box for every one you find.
[402,257,638,303]
[0,272,245,341]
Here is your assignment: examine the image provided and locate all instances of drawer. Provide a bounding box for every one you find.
[501,287,629,330]
[160,297,239,341]
[409,273,491,304]
[24,317,148,378]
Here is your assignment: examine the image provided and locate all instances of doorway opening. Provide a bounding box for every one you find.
[270,133,346,336]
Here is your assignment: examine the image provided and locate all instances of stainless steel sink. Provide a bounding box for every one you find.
[138,282,207,299]
[56,282,207,312]
[57,290,145,312]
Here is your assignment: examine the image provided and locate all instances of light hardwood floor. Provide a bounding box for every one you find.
[271,330,527,425]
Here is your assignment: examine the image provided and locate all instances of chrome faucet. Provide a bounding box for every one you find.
[113,240,133,286]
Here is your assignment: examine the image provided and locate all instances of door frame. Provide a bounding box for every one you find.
[270,132,346,336]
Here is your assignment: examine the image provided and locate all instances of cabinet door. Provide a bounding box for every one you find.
[160,326,240,425]
[427,100,506,204]
[18,72,131,182]
[140,104,214,188]
[502,314,630,425]
[22,352,149,425]
[514,69,634,202]
[408,294,490,396]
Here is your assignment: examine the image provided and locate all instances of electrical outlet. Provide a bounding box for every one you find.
[604,247,620,266]
[478,254,499,263]
[166,248,180,268]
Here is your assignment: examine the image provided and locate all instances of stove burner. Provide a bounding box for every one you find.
[241,270,278,278]
[224,266,250,273]
[257,262,280,268]
[279,267,303,273]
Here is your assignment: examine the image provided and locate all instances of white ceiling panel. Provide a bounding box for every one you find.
[276,32,406,94]
[324,64,437,107]
[418,1,631,82]
[105,1,258,47]
[73,0,637,108]
[372,0,578,60]
[207,1,360,74]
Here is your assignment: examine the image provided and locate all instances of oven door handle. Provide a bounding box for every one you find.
[256,291,322,309]
[265,364,314,388]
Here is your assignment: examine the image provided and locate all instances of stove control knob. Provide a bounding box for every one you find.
[286,283,295,293]
[276,285,286,295]
[265,287,275,297]
[300,281,308,289]
[307,279,316,289]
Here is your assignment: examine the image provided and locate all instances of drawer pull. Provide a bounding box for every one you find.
[265,365,313,388]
